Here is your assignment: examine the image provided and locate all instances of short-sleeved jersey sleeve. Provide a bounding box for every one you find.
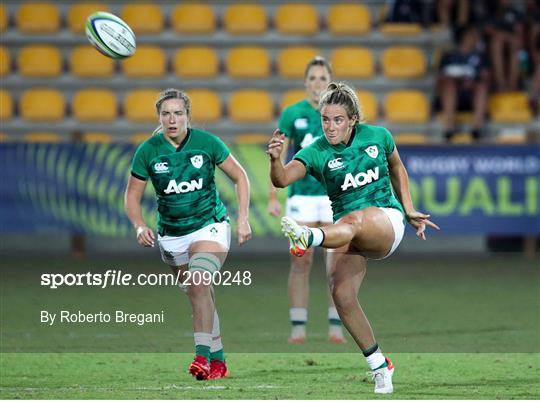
[292,140,327,185]
[293,148,314,174]
[211,135,230,165]
[131,143,150,180]
[278,106,295,138]
[381,127,396,156]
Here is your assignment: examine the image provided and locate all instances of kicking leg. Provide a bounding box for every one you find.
[282,207,395,259]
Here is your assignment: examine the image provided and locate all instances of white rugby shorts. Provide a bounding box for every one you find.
[157,221,231,267]
[286,195,333,223]
[378,207,405,259]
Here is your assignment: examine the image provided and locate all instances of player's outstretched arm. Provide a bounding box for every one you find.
[218,154,252,245]
[268,136,290,217]
[387,147,440,240]
[267,129,306,188]
[124,175,155,247]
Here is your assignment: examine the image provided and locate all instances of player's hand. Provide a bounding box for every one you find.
[268,198,282,217]
[136,225,155,247]
[236,218,252,246]
[406,211,440,240]
[266,129,285,161]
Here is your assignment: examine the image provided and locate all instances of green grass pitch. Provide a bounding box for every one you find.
[1,254,539,399]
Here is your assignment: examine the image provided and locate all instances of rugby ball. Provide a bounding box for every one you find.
[85,11,136,59]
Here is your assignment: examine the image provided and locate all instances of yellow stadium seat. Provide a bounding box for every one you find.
[275,4,318,35]
[20,89,65,121]
[124,89,160,123]
[385,90,429,123]
[18,45,62,77]
[68,3,110,33]
[236,133,268,144]
[356,90,378,123]
[131,133,151,144]
[71,46,114,77]
[171,4,215,34]
[394,133,428,144]
[436,111,474,125]
[496,132,527,144]
[229,90,273,123]
[379,23,422,35]
[0,133,8,142]
[16,3,60,33]
[24,132,62,142]
[121,4,163,34]
[382,47,426,79]
[224,4,267,34]
[0,90,13,120]
[227,47,270,79]
[81,132,113,143]
[328,4,371,35]
[122,46,166,78]
[450,132,474,144]
[277,47,320,79]
[0,47,11,76]
[174,47,219,78]
[280,90,306,110]
[0,5,8,32]
[185,89,222,123]
[331,47,374,79]
[489,92,532,123]
[72,89,117,122]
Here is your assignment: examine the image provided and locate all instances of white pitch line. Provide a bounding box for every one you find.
[3,384,283,392]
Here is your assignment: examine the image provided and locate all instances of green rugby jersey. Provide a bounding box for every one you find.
[131,128,229,236]
[279,99,327,197]
[294,124,404,222]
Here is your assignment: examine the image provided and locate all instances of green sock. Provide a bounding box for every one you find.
[195,344,211,360]
[210,349,225,362]
[307,231,313,247]
[375,360,388,370]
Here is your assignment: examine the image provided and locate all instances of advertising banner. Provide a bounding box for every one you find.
[0,143,538,235]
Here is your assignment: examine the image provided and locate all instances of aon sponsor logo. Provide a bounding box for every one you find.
[164,178,203,194]
[340,168,379,191]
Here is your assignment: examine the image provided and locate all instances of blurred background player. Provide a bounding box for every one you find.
[268,57,345,344]
[437,24,490,142]
[125,88,251,380]
[268,82,439,394]
[484,0,524,92]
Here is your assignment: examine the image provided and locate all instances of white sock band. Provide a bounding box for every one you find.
[193,332,212,347]
[290,307,307,323]
[328,307,340,321]
[310,228,324,247]
[365,348,386,370]
[210,310,223,352]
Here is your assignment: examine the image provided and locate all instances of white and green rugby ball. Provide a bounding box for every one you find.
[85,11,136,59]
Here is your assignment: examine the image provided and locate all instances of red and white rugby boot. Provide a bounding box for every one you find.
[208,360,229,379]
[188,355,210,381]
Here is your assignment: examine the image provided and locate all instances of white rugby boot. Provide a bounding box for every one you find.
[371,357,394,394]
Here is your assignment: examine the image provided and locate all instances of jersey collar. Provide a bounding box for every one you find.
[329,125,358,151]
[159,129,191,152]
[175,128,191,152]
[346,125,357,147]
